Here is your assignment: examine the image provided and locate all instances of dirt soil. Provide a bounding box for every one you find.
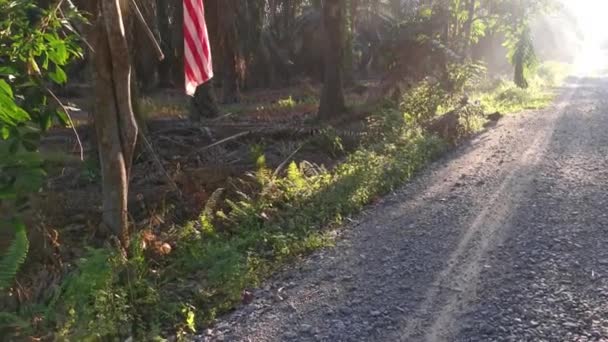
[199,77,608,342]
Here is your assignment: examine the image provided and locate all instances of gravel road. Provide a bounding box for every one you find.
[199,76,608,342]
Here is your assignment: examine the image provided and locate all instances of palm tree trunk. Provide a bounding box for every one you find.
[88,0,138,247]
[462,0,476,58]
[220,0,241,103]
[318,0,346,120]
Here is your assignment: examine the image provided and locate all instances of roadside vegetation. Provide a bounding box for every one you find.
[0,0,575,340]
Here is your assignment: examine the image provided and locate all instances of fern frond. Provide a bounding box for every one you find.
[203,188,225,218]
[0,220,29,291]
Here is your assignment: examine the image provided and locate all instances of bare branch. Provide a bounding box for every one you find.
[46,87,84,161]
[130,0,165,61]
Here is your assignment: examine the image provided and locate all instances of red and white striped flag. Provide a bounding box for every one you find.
[183,0,213,96]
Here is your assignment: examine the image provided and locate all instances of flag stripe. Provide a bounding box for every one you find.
[183,0,213,96]
[184,21,206,75]
[187,0,212,66]
[184,43,203,81]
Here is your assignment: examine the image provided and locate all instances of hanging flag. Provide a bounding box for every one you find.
[184,0,213,96]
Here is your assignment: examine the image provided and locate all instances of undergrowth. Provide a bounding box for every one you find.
[473,61,571,114]
[1,61,570,340]
[9,108,445,340]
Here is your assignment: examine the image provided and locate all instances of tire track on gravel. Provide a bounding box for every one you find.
[200,79,583,342]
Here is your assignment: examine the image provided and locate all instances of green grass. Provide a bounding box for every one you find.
[473,61,571,114]
[139,96,189,119]
[20,108,444,340]
[155,117,445,335]
[2,62,570,340]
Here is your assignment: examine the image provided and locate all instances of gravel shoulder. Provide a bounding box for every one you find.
[199,76,608,342]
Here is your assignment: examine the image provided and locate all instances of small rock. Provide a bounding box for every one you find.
[333,320,346,330]
[339,306,352,315]
[370,310,381,317]
[241,290,254,304]
[285,331,298,339]
[300,324,313,333]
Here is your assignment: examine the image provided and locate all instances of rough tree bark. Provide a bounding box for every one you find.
[191,81,220,120]
[88,0,138,247]
[318,0,346,120]
[220,0,241,104]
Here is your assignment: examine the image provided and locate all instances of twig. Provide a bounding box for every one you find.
[129,0,164,61]
[139,133,182,196]
[46,87,84,161]
[186,130,253,158]
[208,112,235,122]
[273,144,304,177]
[155,135,192,149]
[151,126,201,136]
[58,2,94,52]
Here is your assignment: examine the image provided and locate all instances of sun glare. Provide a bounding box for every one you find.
[563,0,608,75]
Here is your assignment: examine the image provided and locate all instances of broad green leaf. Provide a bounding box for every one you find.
[0,80,14,99]
[41,111,53,131]
[48,65,67,84]
[0,127,9,140]
[54,108,70,126]
[0,66,17,76]
[47,36,69,65]
[0,86,30,126]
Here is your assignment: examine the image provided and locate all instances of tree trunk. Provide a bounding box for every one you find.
[190,80,220,120]
[390,0,401,17]
[173,0,185,91]
[220,0,241,104]
[156,0,173,87]
[88,0,139,247]
[462,0,476,58]
[222,44,240,103]
[131,0,158,92]
[318,0,346,120]
[343,0,355,85]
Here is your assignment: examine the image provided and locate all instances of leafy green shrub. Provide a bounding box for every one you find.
[277,96,297,108]
[475,78,553,114]
[536,61,571,87]
[50,240,163,340]
[155,106,444,331]
[445,62,487,93]
[54,249,130,339]
[400,81,447,123]
[0,0,83,292]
